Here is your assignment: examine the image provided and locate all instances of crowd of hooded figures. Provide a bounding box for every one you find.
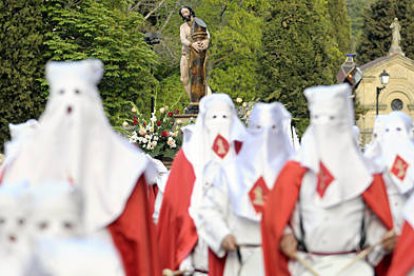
[0,59,413,276]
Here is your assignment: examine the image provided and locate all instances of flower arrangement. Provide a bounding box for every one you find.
[235,97,257,125]
[125,105,190,160]
[122,96,256,160]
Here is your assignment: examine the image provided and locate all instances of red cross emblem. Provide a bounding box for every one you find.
[391,155,409,181]
[248,177,270,214]
[317,162,334,198]
[212,134,230,159]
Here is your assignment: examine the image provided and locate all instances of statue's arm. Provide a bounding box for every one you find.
[180,24,192,47]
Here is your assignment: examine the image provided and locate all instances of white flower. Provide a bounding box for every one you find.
[145,134,150,139]
[159,107,165,114]
[154,136,159,141]
[150,113,157,122]
[122,121,129,128]
[236,97,243,103]
[142,138,148,144]
[176,119,182,125]
[131,106,137,113]
[139,127,146,136]
[167,137,176,148]
[147,141,157,150]
[242,102,247,107]
[129,131,138,143]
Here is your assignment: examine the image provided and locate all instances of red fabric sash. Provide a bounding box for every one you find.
[388,222,414,276]
[108,176,161,276]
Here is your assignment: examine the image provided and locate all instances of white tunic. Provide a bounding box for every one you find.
[383,172,412,234]
[197,165,264,276]
[287,172,388,275]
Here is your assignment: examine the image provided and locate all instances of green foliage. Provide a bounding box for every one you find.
[0,0,46,150]
[346,0,376,51]
[0,0,358,147]
[196,0,269,99]
[42,0,159,126]
[357,0,414,64]
[328,0,352,53]
[156,73,189,113]
[261,0,347,134]
[151,0,269,104]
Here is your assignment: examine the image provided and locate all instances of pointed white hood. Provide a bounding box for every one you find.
[3,59,149,233]
[228,102,294,221]
[186,93,247,224]
[366,112,414,194]
[297,84,373,208]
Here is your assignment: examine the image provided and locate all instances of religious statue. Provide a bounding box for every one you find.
[179,6,210,114]
[389,18,404,56]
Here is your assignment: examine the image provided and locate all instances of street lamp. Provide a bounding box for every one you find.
[376,70,390,115]
[336,54,363,90]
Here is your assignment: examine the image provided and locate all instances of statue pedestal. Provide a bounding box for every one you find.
[184,102,199,115]
[173,114,197,126]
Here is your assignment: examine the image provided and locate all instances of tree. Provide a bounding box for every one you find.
[328,0,352,54]
[357,0,414,64]
[0,1,46,150]
[195,0,269,100]
[346,0,376,51]
[261,0,345,133]
[41,0,159,124]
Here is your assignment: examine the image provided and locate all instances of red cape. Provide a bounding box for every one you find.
[157,149,199,271]
[208,249,226,276]
[261,161,394,276]
[387,222,414,275]
[108,175,161,276]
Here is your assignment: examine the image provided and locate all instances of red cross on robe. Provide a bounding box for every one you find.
[317,162,334,198]
[249,176,270,214]
[391,155,409,181]
[212,134,230,159]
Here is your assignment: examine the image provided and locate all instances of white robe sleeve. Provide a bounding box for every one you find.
[365,208,389,265]
[196,168,231,257]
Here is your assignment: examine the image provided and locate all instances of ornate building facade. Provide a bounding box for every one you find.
[356,18,414,145]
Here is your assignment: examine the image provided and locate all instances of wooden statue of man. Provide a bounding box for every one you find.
[179,6,210,113]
